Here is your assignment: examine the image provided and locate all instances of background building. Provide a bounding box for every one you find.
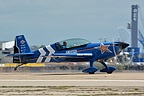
[0,41,14,63]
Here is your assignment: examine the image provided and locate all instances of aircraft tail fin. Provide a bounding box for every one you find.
[13,35,32,63]
[14,35,31,54]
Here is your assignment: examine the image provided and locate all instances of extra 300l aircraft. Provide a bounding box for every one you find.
[8,35,129,74]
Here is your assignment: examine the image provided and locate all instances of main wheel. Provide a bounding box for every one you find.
[89,72,95,74]
[107,72,112,74]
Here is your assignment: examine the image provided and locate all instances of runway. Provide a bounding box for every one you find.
[0,72,144,96]
[0,72,144,86]
[0,80,144,86]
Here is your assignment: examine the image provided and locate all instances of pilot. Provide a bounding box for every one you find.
[63,41,67,48]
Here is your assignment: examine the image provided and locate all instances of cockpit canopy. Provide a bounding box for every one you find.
[55,38,91,50]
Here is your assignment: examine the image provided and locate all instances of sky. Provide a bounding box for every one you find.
[0,0,144,46]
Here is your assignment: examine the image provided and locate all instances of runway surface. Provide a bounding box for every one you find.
[0,72,144,86]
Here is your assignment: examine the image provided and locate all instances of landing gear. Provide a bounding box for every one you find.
[89,72,95,74]
[82,60,98,74]
[81,59,116,74]
[107,71,113,74]
[100,60,116,74]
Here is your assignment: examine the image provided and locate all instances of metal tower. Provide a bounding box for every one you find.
[131,5,138,47]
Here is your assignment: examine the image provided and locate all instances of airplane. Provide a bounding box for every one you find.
[7,35,129,74]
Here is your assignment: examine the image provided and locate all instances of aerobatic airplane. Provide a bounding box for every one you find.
[8,35,129,74]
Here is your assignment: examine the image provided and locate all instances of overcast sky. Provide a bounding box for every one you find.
[0,0,144,46]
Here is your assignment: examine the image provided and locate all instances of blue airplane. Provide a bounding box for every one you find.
[8,35,129,74]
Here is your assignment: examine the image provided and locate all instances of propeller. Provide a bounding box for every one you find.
[118,26,131,42]
[113,39,117,57]
[112,38,129,64]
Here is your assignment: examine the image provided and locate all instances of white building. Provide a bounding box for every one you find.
[2,41,14,50]
[0,41,14,63]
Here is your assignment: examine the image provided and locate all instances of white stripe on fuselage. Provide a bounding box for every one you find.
[36,48,46,63]
[45,45,55,62]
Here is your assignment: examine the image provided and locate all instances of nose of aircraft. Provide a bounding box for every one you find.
[119,42,129,49]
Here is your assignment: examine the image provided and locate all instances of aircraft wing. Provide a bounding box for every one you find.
[42,53,93,58]
[7,52,34,57]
